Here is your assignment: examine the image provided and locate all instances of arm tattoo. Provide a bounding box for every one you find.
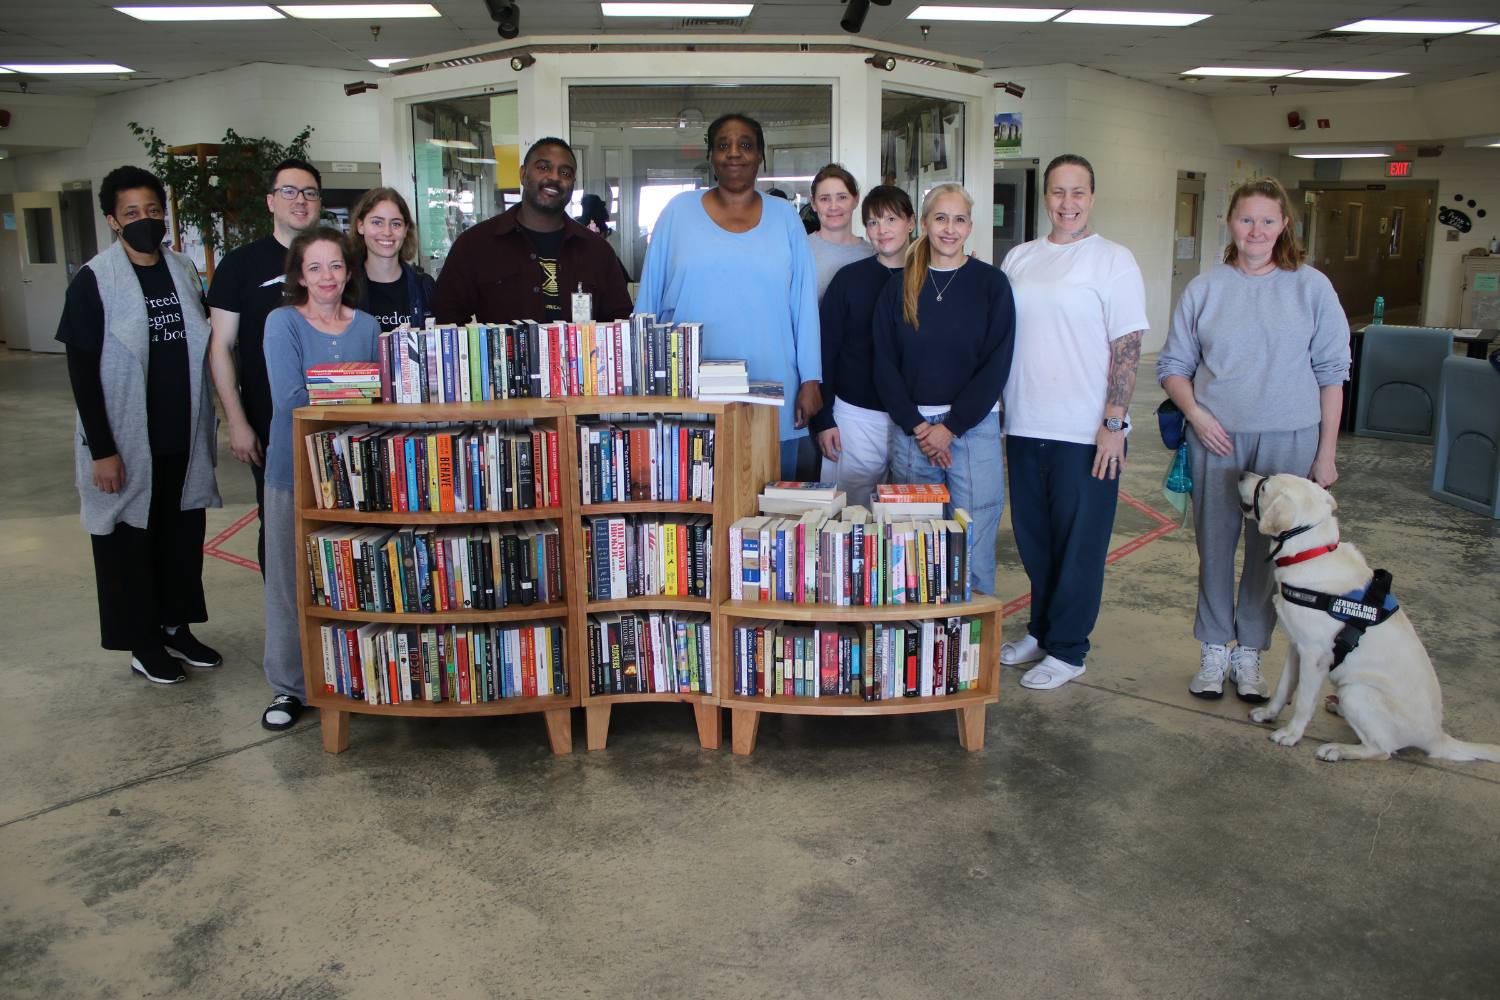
[1107,331,1143,409]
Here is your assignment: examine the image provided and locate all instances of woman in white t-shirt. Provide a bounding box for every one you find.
[999,154,1148,690]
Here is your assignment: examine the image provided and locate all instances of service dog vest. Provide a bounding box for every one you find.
[1279,569,1399,669]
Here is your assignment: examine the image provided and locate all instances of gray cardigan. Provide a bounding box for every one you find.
[73,240,220,534]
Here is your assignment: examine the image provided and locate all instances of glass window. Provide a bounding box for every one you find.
[880,90,965,216]
[411,91,519,277]
[24,207,58,265]
[568,84,833,281]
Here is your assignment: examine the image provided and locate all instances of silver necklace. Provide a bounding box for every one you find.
[928,267,960,302]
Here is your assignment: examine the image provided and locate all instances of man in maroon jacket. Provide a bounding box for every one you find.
[432,136,633,324]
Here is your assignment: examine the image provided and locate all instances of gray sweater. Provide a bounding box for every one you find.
[808,234,874,302]
[1157,263,1350,432]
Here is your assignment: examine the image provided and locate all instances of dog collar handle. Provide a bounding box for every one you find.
[1275,541,1339,567]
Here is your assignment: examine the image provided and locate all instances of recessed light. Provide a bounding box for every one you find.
[907,6,1063,23]
[1182,66,1298,77]
[1291,146,1393,159]
[1289,69,1408,81]
[1057,10,1209,27]
[369,57,408,68]
[116,6,283,20]
[0,63,136,74]
[279,4,440,18]
[601,3,753,14]
[1334,19,1494,35]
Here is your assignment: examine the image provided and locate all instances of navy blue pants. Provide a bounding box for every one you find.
[1005,435,1119,667]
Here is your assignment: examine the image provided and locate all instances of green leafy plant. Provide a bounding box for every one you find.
[128,122,317,256]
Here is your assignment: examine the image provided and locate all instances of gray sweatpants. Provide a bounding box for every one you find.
[1188,424,1319,649]
[262,484,305,701]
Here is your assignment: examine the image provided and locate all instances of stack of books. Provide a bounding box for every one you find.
[729,504,974,606]
[758,481,846,517]
[307,362,381,405]
[873,483,950,519]
[730,616,983,699]
[696,360,748,395]
[586,611,713,696]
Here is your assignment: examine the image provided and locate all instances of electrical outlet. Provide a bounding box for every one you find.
[1447,229,1460,242]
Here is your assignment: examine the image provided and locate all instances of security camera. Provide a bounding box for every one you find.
[485,0,520,39]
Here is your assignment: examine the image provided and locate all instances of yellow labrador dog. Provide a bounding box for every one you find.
[1237,472,1500,763]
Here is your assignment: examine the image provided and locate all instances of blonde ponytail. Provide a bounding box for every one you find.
[902,182,974,332]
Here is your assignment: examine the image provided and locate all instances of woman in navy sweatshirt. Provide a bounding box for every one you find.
[873,183,1016,597]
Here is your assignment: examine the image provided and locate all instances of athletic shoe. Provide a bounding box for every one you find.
[1229,645,1268,703]
[131,646,188,685]
[1189,643,1229,699]
[161,626,223,668]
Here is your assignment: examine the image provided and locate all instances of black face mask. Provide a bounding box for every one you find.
[117,217,167,254]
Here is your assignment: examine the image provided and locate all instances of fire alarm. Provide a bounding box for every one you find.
[0,110,10,129]
[1287,111,1306,131]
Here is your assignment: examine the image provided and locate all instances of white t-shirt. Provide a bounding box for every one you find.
[1000,234,1149,445]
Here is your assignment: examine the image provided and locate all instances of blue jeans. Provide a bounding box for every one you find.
[887,411,1003,597]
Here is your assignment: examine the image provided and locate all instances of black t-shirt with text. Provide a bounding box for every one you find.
[520,225,565,320]
[206,234,290,439]
[365,274,414,332]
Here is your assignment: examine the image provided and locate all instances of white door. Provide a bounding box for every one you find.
[13,191,70,354]
[1170,172,1205,313]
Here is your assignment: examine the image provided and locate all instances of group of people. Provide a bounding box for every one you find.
[62,110,1348,733]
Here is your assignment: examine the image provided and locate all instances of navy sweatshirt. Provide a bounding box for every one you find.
[872,259,1016,437]
[811,255,902,434]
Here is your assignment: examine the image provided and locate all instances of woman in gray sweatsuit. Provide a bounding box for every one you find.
[1157,176,1349,703]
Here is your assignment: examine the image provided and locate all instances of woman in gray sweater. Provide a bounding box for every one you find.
[1157,177,1349,703]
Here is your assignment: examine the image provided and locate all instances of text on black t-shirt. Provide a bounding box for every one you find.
[520,225,565,320]
[364,275,414,332]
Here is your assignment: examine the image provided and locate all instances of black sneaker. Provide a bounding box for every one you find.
[261,695,305,731]
[161,626,223,668]
[131,646,188,685]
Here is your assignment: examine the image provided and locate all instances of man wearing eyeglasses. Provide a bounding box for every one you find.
[207,158,322,574]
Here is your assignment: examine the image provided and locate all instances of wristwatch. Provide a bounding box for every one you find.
[1102,416,1128,432]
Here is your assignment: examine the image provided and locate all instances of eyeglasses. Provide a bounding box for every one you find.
[272,185,322,201]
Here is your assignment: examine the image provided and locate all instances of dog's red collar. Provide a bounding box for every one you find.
[1275,542,1339,567]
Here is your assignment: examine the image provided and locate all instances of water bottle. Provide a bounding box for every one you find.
[1166,442,1192,495]
[1372,295,1385,325]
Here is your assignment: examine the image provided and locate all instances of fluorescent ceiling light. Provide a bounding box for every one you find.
[457,157,498,164]
[760,175,814,183]
[1289,69,1407,80]
[601,3,753,15]
[0,63,135,73]
[426,138,478,150]
[1334,19,1494,35]
[368,57,407,67]
[1057,9,1209,27]
[908,6,1063,23]
[1469,25,1500,35]
[1462,136,1500,148]
[1291,146,1393,159]
[1183,66,1298,77]
[0,69,11,74]
[115,5,283,20]
[279,4,440,18]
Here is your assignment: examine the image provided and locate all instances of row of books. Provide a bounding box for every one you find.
[584,516,712,601]
[305,422,562,512]
[318,621,567,705]
[307,362,381,406]
[728,505,974,606]
[306,522,562,614]
[730,617,983,699]
[374,316,705,404]
[578,418,715,504]
[586,612,713,696]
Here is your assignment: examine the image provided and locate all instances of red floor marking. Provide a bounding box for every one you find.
[203,506,261,572]
[1001,488,1180,620]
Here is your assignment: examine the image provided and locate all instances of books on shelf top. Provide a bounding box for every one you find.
[758,480,845,516]
[876,483,951,503]
[697,379,784,406]
[307,362,381,405]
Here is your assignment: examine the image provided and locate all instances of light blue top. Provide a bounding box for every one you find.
[635,189,821,441]
[263,305,381,490]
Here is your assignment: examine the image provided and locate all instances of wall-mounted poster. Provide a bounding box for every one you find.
[994,113,1022,156]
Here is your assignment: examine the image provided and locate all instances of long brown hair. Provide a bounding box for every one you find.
[283,227,360,308]
[1223,177,1305,271]
[349,187,419,266]
[901,183,973,330]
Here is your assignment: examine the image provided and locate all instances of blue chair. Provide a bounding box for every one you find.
[1354,325,1455,443]
[1430,355,1500,518]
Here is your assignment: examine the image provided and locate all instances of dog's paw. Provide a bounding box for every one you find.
[1250,706,1278,724]
[1270,727,1302,747]
[1315,743,1343,762]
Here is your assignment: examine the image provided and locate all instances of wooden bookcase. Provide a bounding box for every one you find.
[716,593,1005,756]
[293,400,578,755]
[566,398,778,751]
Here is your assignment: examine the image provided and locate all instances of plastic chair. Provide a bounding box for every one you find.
[1353,325,1454,443]
[1430,355,1500,518]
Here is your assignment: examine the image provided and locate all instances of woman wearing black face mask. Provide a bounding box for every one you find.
[56,165,223,686]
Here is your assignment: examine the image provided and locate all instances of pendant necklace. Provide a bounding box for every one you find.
[929,267,960,302]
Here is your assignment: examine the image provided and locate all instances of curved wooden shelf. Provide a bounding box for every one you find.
[718,596,1005,623]
[307,691,577,718]
[577,501,714,516]
[304,603,569,624]
[582,691,715,706]
[565,396,727,416]
[719,688,995,717]
[299,401,566,422]
[584,596,711,613]
[301,507,564,525]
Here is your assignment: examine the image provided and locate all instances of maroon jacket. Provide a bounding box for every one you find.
[430,206,633,324]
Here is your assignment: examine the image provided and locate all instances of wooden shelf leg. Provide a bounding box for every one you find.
[544,708,574,755]
[956,705,986,751]
[693,703,722,750]
[584,704,612,751]
[320,708,350,754]
[730,708,760,756]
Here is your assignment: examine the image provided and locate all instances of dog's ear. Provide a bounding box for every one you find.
[1256,490,1297,537]
[1325,489,1338,514]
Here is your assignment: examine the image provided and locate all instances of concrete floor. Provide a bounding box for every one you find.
[2,346,1498,1000]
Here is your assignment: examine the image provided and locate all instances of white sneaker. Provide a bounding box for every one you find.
[1189,643,1229,699]
[1229,645,1268,703]
[1001,633,1044,666]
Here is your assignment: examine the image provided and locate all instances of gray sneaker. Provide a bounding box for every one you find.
[1189,643,1229,699]
[1229,645,1268,703]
